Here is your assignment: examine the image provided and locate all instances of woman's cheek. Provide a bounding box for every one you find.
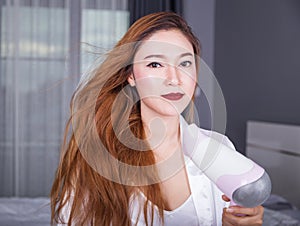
[135,77,164,99]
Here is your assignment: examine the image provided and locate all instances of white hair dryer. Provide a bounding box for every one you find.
[182,122,272,207]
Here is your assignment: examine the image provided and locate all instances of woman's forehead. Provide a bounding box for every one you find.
[135,30,194,60]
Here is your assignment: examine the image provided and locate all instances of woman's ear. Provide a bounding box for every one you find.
[127,74,136,87]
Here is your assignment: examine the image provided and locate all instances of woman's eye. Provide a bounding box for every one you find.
[146,62,163,68]
[180,61,192,67]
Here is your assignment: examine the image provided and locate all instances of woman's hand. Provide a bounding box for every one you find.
[221,195,264,226]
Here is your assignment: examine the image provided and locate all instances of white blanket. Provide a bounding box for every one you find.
[0,197,50,226]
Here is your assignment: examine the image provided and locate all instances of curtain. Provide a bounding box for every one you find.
[0,0,128,197]
[128,0,183,25]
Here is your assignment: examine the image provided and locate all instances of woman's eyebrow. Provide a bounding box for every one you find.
[143,54,165,60]
[143,52,193,60]
[180,52,193,58]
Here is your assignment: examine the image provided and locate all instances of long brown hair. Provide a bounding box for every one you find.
[51,11,200,226]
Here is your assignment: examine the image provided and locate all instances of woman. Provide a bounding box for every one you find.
[51,12,264,226]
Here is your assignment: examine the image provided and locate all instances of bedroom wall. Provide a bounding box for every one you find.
[214,0,300,153]
[183,0,216,130]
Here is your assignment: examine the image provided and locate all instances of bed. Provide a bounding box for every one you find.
[0,196,299,226]
[0,197,50,226]
[246,120,300,226]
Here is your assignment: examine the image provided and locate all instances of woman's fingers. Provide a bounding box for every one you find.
[226,205,263,216]
[222,194,231,202]
[222,206,264,226]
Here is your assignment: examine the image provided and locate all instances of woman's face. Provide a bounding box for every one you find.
[129,29,197,118]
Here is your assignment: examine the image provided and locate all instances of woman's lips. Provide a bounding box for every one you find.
[161,92,184,101]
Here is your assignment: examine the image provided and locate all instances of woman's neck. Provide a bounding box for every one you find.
[142,114,181,162]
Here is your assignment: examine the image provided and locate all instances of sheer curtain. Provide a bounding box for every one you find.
[128,0,183,25]
[0,0,128,197]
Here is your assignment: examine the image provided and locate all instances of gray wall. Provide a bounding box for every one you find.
[214,0,300,153]
[183,0,216,130]
[183,0,215,69]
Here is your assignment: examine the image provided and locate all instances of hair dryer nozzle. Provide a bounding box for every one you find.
[232,171,272,207]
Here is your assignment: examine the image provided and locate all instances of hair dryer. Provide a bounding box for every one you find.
[182,122,272,208]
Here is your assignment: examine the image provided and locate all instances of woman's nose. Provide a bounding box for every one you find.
[165,65,181,86]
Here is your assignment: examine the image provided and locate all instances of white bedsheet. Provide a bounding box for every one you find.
[0,197,50,226]
[263,194,300,226]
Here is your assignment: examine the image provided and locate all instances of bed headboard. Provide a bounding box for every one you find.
[246,120,300,209]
